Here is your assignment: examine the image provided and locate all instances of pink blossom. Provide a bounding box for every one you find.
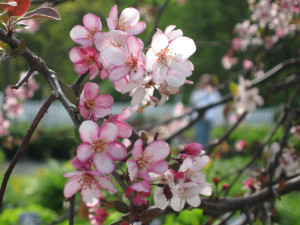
[89,206,109,225]
[70,13,102,46]
[78,82,113,121]
[242,177,254,191]
[106,107,133,138]
[71,156,91,171]
[102,35,145,82]
[183,143,203,157]
[3,97,23,118]
[69,46,100,80]
[77,120,127,174]
[107,5,146,35]
[63,170,116,207]
[243,59,253,70]
[221,50,238,70]
[235,140,247,152]
[125,180,151,206]
[290,125,300,140]
[127,139,170,181]
[0,114,9,136]
[146,27,196,88]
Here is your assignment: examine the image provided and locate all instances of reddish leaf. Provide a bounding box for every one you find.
[20,7,61,21]
[5,0,31,17]
[0,1,17,10]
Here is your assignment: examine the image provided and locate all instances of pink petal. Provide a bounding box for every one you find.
[115,121,132,138]
[127,36,142,56]
[77,142,94,162]
[126,22,146,35]
[81,183,100,207]
[127,159,138,181]
[168,37,196,59]
[93,32,108,51]
[70,25,91,46]
[107,5,118,31]
[89,63,99,80]
[113,77,128,92]
[106,142,127,160]
[69,47,85,63]
[95,94,113,108]
[118,107,133,121]
[119,7,140,28]
[64,176,82,198]
[79,120,99,143]
[83,82,99,99]
[148,161,168,174]
[83,13,102,32]
[99,122,118,142]
[79,105,90,119]
[131,180,151,193]
[109,66,130,82]
[151,30,168,54]
[165,69,186,87]
[132,139,143,160]
[74,62,89,75]
[94,176,117,192]
[92,107,112,119]
[93,153,115,174]
[145,140,170,161]
[63,171,83,178]
[102,46,127,66]
[164,25,176,35]
[139,170,155,181]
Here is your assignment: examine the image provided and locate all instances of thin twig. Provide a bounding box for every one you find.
[11,69,35,89]
[0,93,57,211]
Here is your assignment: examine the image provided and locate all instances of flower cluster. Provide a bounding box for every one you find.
[0,71,39,136]
[64,5,210,224]
[69,5,196,111]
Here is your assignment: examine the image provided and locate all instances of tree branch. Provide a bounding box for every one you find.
[0,92,57,212]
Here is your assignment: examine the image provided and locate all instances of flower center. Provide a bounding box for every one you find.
[78,173,98,191]
[92,139,107,153]
[126,55,138,69]
[85,54,95,65]
[136,151,154,170]
[157,48,171,67]
[116,18,129,31]
[85,98,96,111]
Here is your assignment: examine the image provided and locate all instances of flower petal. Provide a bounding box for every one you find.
[126,22,146,35]
[165,69,186,87]
[145,140,170,161]
[107,5,118,31]
[187,195,201,207]
[83,13,102,32]
[151,30,168,53]
[106,142,127,160]
[70,25,91,46]
[132,139,143,160]
[115,121,132,138]
[77,142,94,162]
[119,7,140,28]
[99,122,118,142]
[148,161,168,174]
[64,176,82,198]
[154,187,168,209]
[109,66,130,82]
[94,175,117,192]
[102,45,127,66]
[127,159,138,181]
[79,120,99,143]
[168,37,196,59]
[81,183,100,207]
[93,153,115,174]
[82,82,99,99]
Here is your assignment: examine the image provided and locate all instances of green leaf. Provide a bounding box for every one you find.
[229,81,238,97]
[60,82,78,106]
[0,12,11,24]
[19,7,61,21]
[113,201,130,214]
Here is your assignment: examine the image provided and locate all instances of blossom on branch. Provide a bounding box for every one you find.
[78,82,113,121]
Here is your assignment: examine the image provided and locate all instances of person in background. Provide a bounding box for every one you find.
[190,74,221,145]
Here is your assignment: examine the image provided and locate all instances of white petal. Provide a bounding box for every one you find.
[151,30,169,53]
[187,195,201,207]
[154,188,168,209]
[99,122,118,142]
[81,183,100,207]
[93,153,115,174]
[102,46,127,66]
[106,142,127,160]
[64,176,81,198]
[95,176,117,192]
[165,70,186,87]
[119,7,140,28]
[168,37,196,59]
